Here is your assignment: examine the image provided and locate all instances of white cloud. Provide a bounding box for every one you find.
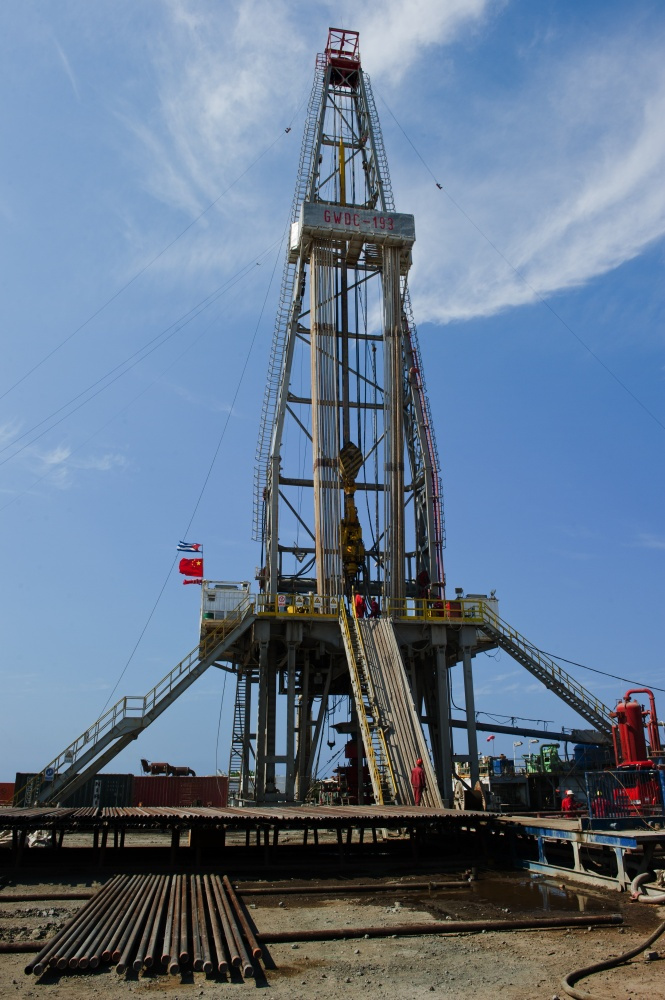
[121,4,665,325]
[350,0,499,79]
[410,37,665,323]
[52,37,81,101]
[631,533,665,551]
[22,445,126,491]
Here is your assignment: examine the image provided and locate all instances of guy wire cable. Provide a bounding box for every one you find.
[0,240,282,468]
[1,97,309,404]
[376,90,664,435]
[97,223,287,716]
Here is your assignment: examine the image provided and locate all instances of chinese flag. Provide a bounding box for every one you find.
[179,557,203,578]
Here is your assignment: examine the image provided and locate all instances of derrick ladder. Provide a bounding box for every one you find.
[228,670,253,801]
[30,600,257,806]
[479,606,613,738]
[339,607,397,805]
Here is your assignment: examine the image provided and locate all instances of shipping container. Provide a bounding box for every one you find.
[0,782,15,805]
[132,775,227,808]
[14,772,134,808]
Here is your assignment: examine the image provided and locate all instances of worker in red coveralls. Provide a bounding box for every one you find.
[369,598,380,619]
[354,593,366,619]
[411,758,426,805]
[561,789,579,815]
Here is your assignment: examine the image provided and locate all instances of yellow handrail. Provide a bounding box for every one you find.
[339,605,386,805]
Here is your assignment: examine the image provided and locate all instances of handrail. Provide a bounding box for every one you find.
[339,606,386,804]
[253,592,486,622]
[352,619,398,801]
[28,598,254,797]
[481,606,613,726]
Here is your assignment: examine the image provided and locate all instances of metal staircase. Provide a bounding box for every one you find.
[227,669,254,802]
[339,607,397,805]
[479,606,613,738]
[31,600,257,806]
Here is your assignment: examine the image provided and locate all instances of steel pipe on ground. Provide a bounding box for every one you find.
[137,872,170,971]
[109,874,158,963]
[203,874,228,975]
[223,876,262,960]
[213,875,254,977]
[210,874,241,970]
[30,875,130,975]
[257,913,624,943]
[238,881,470,895]
[195,875,214,975]
[68,874,142,969]
[116,875,161,975]
[22,872,261,979]
[0,893,93,902]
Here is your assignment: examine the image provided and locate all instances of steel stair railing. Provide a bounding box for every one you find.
[30,599,256,805]
[228,670,254,802]
[339,607,396,805]
[479,606,613,737]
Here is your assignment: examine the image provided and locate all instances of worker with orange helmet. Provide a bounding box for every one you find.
[411,758,426,805]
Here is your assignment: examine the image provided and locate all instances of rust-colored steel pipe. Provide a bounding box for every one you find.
[257,913,624,943]
[160,875,177,967]
[0,942,41,953]
[222,875,262,960]
[213,874,253,975]
[210,873,241,969]
[56,875,137,970]
[178,873,189,965]
[195,875,214,975]
[190,876,202,971]
[168,874,182,975]
[203,874,228,974]
[116,875,161,975]
[109,874,158,963]
[139,873,170,971]
[0,893,93,902]
[69,873,142,969]
[26,875,125,975]
[238,880,470,896]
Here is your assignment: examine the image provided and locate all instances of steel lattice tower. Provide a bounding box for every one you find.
[29,30,615,812]
[254,29,445,605]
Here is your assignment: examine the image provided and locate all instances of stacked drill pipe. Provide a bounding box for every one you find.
[24,874,261,978]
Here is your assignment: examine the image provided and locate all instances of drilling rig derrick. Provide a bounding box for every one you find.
[29,29,615,811]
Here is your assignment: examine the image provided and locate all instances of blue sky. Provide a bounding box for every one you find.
[1,1,664,783]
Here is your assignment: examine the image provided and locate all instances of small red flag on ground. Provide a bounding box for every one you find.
[179,557,203,578]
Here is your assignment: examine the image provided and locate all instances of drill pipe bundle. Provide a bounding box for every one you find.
[24,874,259,978]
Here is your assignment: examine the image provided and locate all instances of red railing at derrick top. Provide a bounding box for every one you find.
[326,28,360,69]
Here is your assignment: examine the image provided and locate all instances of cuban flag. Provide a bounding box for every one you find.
[177,540,202,552]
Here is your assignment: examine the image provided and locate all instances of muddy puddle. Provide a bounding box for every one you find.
[245,870,618,922]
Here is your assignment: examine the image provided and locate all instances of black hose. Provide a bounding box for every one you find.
[562,917,665,1000]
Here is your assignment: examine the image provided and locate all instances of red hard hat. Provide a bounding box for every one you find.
[416,758,423,765]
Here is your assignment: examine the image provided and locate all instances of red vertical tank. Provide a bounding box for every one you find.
[610,689,663,766]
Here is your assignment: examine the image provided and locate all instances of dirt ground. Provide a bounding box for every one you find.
[1,869,663,1000]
